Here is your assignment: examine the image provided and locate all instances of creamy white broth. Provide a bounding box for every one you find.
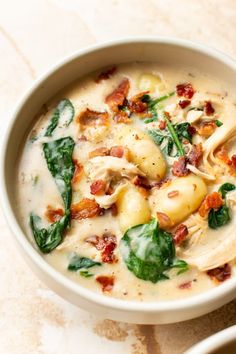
[16,62,236,301]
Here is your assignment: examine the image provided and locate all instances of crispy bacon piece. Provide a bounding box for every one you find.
[176,83,195,99]
[198,192,223,217]
[128,91,148,113]
[187,125,197,136]
[89,147,110,158]
[109,145,125,158]
[90,180,106,195]
[178,281,192,289]
[96,275,115,292]
[95,66,116,83]
[187,143,203,167]
[179,99,191,109]
[113,111,131,124]
[78,135,87,141]
[86,232,117,263]
[105,78,130,111]
[151,178,172,189]
[196,121,217,137]
[159,120,167,130]
[45,206,64,223]
[110,203,118,216]
[172,156,189,177]
[207,264,231,283]
[132,175,150,189]
[231,155,236,169]
[167,190,179,198]
[72,160,84,184]
[173,224,189,245]
[71,198,101,220]
[216,146,232,166]
[156,212,174,229]
[77,108,109,130]
[204,101,215,116]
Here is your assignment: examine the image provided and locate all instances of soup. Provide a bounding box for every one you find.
[16,62,236,301]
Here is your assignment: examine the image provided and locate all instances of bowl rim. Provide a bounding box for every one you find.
[1,36,236,314]
[184,325,236,354]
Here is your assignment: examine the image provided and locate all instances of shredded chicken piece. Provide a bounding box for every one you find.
[86,156,144,182]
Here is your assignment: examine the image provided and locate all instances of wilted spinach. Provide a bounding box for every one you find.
[218,183,236,199]
[45,99,75,137]
[120,218,188,283]
[208,183,235,229]
[142,91,174,123]
[30,137,75,253]
[30,214,70,253]
[43,137,75,211]
[148,121,192,157]
[68,253,101,271]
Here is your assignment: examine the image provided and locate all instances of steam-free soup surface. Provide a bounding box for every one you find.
[17,62,236,301]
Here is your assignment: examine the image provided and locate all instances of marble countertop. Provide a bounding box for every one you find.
[1,0,236,353]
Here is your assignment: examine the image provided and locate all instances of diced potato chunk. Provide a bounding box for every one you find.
[117,184,151,232]
[116,126,166,181]
[150,174,207,225]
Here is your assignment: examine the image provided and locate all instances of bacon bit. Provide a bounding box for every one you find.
[204,101,215,116]
[72,160,84,184]
[179,100,191,109]
[86,232,117,263]
[78,135,87,141]
[168,190,179,198]
[196,120,217,137]
[77,108,109,130]
[176,83,195,99]
[151,178,172,190]
[187,125,197,136]
[172,156,189,177]
[132,175,151,190]
[231,155,236,168]
[113,110,131,124]
[187,143,203,167]
[207,264,231,283]
[45,206,64,223]
[156,212,173,229]
[198,192,223,217]
[216,145,232,166]
[128,91,148,113]
[95,66,116,83]
[105,78,130,111]
[159,120,167,130]
[89,147,110,159]
[110,203,118,216]
[71,198,101,220]
[173,224,189,245]
[90,180,106,195]
[178,281,192,289]
[96,275,115,292]
[110,145,125,158]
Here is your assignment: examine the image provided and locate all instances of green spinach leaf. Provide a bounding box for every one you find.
[80,270,94,278]
[208,205,231,229]
[43,137,75,211]
[120,219,188,283]
[68,253,101,271]
[30,214,70,253]
[45,99,75,137]
[218,183,236,199]
[30,137,75,253]
[142,92,174,124]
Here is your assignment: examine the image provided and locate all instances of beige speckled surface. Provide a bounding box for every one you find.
[1,1,236,353]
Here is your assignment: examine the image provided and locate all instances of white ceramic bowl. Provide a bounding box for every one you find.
[184,325,236,354]
[1,38,236,324]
